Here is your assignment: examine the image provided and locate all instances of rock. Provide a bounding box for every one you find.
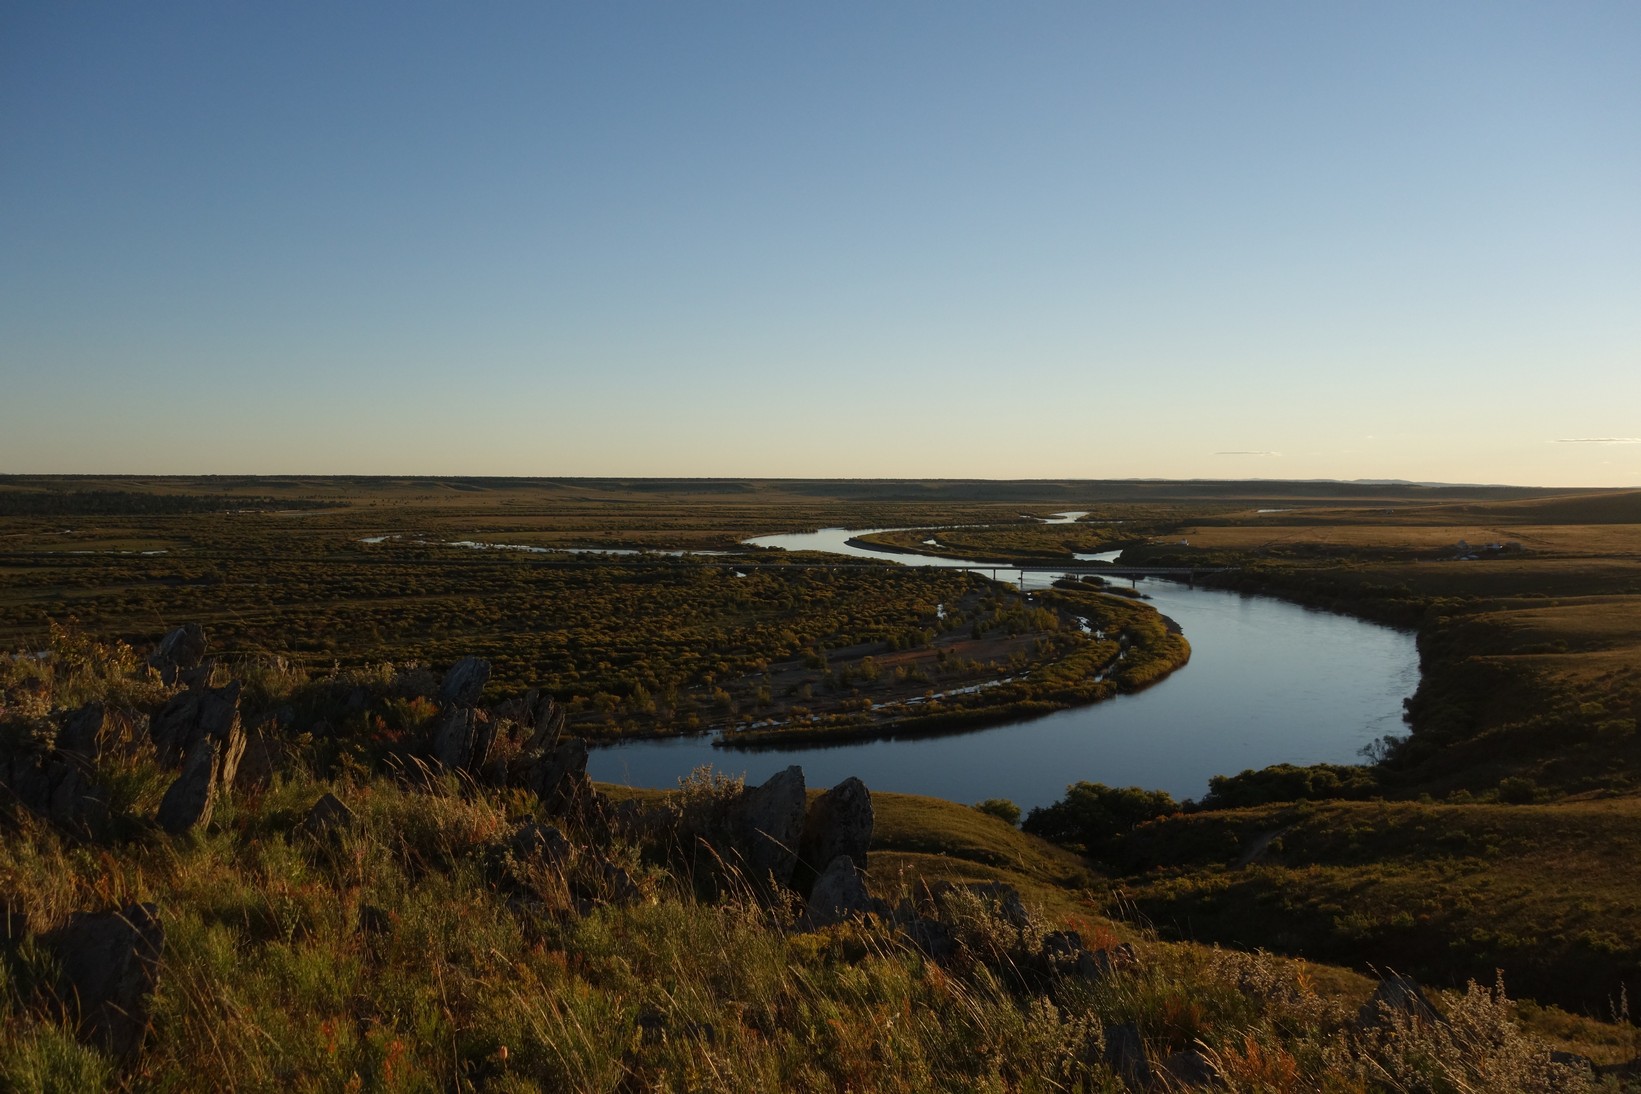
[529,739,591,814]
[1,735,110,839]
[737,765,806,889]
[1358,973,1444,1029]
[432,706,497,775]
[806,855,874,928]
[150,681,244,776]
[232,720,283,793]
[934,881,1030,929]
[148,624,207,685]
[45,903,164,1061]
[57,703,114,761]
[507,820,571,866]
[155,736,221,834]
[1159,1048,1219,1087]
[1102,1021,1152,1090]
[300,792,355,839]
[438,657,491,707]
[798,776,873,883]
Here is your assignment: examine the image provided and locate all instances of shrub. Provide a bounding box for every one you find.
[971,798,1022,826]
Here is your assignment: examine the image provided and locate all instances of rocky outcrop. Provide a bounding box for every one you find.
[1358,972,1445,1028]
[797,776,873,885]
[737,765,806,889]
[432,705,496,774]
[45,903,164,1061]
[150,681,245,779]
[507,820,571,866]
[300,792,355,840]
[0,728,110,838]
[438,657,491,707]
[153,715,247,836]
[806,855,875,928]
[148,624,207,686]
[528,738,592,815]
[56,702,142,763]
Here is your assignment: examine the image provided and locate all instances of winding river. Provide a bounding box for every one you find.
[586,528,1419,808]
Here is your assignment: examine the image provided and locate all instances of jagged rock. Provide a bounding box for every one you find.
[507,820,571,866]
[1,735,110,838]
[45,903,164,1061]
[56,702,136,762]
[438,657,491,707]
[738,765,806,889]
[529,739,591,814]
[432,706,497,775]
[898,912,956,961]
[575,857,640,908]
[798,776,873,882]
[155,736,222,834]
[232,719,283,793]
[1159,1048,1219,1087]
[806,855,874,928]
[1358,973,1444,1028]
[148,624,207,685]
[300,792,355,839]
[1102,1021,1152,1090]
[150,681,244,777]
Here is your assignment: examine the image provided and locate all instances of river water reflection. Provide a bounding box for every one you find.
[587,529,1419,808]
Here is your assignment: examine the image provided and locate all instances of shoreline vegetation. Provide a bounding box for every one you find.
[6,476,1641,1084]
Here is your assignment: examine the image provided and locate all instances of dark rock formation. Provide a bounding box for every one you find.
[56,703,142,763]
[1159,1048,1219,1087]
[528,739,592,815]
[737,765,806,889]
[0,728,110,838]
[150,681,245,779]
[507,820,571,866]
[1358,973,1445,1029]
[806,855,874,928]
[148,624,207,686]
[155,736,223,834]
[438,657,491,707]
[1102,1021,1152,1090]
[432,706,496,775]
[798,776,873,882]
[300,792,355,840]
[45,903,164,1061]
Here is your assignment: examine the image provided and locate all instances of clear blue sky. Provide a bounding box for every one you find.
[3,2,1637,484]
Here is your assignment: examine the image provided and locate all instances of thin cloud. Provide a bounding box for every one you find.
[1554,437,1641,444]
[1214,450,1281,456]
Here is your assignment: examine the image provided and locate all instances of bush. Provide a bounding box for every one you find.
[1022,782,1178,852]
[971,798,1022,826]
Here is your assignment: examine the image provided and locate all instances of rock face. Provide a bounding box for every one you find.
[56,703,140,763]
[45,903,164,1061]
[432,706,496,774]
[438,657,491,707]
[507,820,571,866]
[148,624,207,686]
[1358,973,1445,1028]
[0,729,110,838]
[300,792,355,840]
[737,765,806,889]
[798,777,873,881]
[806,855,875,928]
[153,722,248,835]
[150,682,245,781]
[529,739,591,814]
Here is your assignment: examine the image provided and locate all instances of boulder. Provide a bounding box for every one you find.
[797,776,873,882]
[150,681,244,775]
[529,739,591,814]
[432,706,497,774]
[1159,1048,1219,1087]
[148,624,207,686]
[1102,1021,1152,1090]
[507,820,571,866]
[1357,973,1444,1029]
[300,792,355,840]
[806,855,875,929]
[737,765,806,889]
[1,733,110,839]
[438,657,491,707]
[45,903,164,1061]
[155,736,221,834]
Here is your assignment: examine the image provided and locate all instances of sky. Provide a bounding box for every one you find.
[2,2,1638,485]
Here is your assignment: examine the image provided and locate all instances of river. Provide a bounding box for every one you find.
[586,528,1419,808]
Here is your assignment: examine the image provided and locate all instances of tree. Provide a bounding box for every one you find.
[1022,782,1178,852]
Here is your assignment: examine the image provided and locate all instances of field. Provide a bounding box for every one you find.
[6,475,1641,1085]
